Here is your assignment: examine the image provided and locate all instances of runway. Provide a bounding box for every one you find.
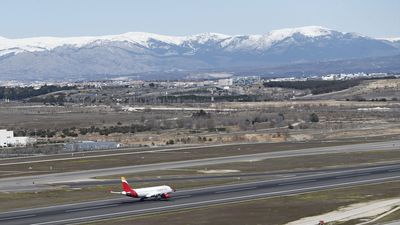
[0,140,399,192]
[61,161,400,188]
[1,163,400,225]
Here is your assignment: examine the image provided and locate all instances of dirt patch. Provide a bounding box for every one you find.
[286,198,400,225]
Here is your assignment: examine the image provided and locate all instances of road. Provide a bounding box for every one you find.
[380,221,400,225]
[1,163,400,225]
[0,140,399,192]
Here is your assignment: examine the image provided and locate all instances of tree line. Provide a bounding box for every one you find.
[263,79,361,95]
[0,85,74,100]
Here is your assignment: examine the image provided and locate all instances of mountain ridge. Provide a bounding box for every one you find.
[0,26,358,56]
[0,26,399,81]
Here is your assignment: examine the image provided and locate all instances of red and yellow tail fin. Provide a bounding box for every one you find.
[121,177,133,192]
[120,177,139,198]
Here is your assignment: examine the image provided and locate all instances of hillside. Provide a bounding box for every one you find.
[0,26,399,81]
[299,79,400,100]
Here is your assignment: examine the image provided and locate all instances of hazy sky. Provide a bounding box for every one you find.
[1,0,399,38]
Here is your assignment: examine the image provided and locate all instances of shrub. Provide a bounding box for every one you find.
[310,113,319,123]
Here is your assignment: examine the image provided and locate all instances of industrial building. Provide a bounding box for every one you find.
[63,141,121,151]
[0,129,36,148]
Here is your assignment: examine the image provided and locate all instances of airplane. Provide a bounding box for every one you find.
[110,177,175,201]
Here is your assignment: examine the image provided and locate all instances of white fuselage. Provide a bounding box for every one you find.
[134,185,174,198]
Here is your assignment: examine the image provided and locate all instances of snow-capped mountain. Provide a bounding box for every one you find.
[379,37,400,49]
[0,26,399,80]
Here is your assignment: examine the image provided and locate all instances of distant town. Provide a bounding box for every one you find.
[0,72,397,89]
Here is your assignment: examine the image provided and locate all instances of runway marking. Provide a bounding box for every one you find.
[278,180,316,186]
[335,173,371,179]
[65,204,119,213]
[172,195,192,199]
[215,187,256,194]
[0,214,35,221]
[30,175,400,225]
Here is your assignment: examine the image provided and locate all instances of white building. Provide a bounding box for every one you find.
[0,129,36,148]
[218,79,233,87]
[0,129,13,147]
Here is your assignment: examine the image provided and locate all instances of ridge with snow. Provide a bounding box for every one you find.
[0,26,399,81]
[0,26,347,56]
